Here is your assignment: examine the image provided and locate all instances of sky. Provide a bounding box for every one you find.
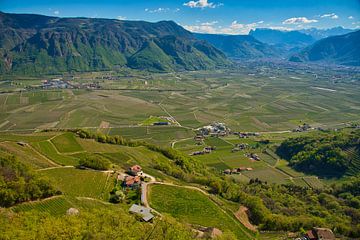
[1,0,360,34]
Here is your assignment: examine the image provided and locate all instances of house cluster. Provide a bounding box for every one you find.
[41,78,101,90]
[42,79,71,89]
[224,167,253,175]
[231,143,249,152]
[120,165,144,189]
[245,153,260,161]
[198,122,230,137]
[296,227,335,240]
[293,123,312,132]
[190,146,216,156]
[233,132,260,138]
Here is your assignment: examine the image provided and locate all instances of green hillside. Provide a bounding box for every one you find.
[0,11,230,74]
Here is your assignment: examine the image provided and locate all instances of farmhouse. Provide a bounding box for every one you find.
[303,227,335,240]
[129,204,154,222]
[124,175,141,188]
[246,153,260,161]
[128,165,143,176]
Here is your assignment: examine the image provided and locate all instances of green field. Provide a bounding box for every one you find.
[51,132,83,153]
[149,184,253,239]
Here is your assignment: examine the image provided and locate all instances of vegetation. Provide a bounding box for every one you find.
[72,129,360,238]
[0,208,195,240]
[0,12,228,74]
[0,155,58,207]
[276,129,360,177]
[78,154,111,170]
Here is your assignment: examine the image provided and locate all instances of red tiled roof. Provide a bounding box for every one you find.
[130,165,142,172]
[306,230,316,240]
[125,176,141,186]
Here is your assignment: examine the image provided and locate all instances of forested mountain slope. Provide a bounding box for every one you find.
[0,12,229,74]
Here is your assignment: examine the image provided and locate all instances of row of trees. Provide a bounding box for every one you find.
[0,155,58,207]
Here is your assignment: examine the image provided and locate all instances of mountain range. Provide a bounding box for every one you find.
[299,27,354,40]
[193,33,279,59]
[0,12,229,74]
[0,11,359,74]
[290,30,360,66]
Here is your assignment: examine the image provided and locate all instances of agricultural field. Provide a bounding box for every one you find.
[32,140,79,166]
[50,132,83,153]
[1,68,360,134]
[12,196,73,216]
[174,134,311,185]
[149,184,254,240]
[40,167,113,200]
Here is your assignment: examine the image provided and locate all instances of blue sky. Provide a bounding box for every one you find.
[1,0,359,34]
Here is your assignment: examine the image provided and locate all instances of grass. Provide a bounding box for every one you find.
[149,184,253,240]
[40,168,113,200]
[50,132,83,153]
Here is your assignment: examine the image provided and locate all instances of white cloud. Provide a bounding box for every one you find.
[54,10,60,15]
[201,21,218,26]
[321,13,339,19]
[183,0,222,9]
[348,16,354,19]
[117,16,127,20]
[183,20,258,35]
[145,8,169,13]
[257,21,264,24]
[282,17,318,25]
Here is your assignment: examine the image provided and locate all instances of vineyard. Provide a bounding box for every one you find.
[12,196,72,216]
[40,168,114,200]
[345,147,360,176]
